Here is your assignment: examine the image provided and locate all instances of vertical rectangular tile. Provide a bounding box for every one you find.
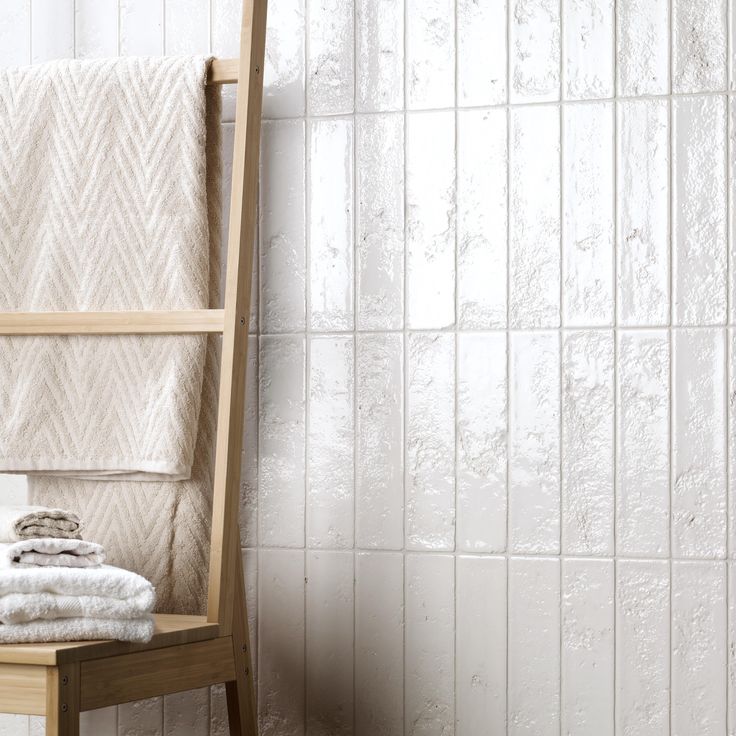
[212,0,241,121]
[617,99,670,326]
[509,105,560,328]
[355,552,404,736]
[356,333,404,550]
[260,119,307,334]
[616,0,669,96]
[0,0,30,66]
[240,336,259,548]
[617,330,670,557]
[356,113,405,330]
[164,0,209,54]
[673,0,727,93]
[263,0,306,118]
[406,0,455,109]
[309,118,354,331]
[31,0,74,62]
[356,0,404,112]
[730,99,736,324]
[0,716,29,735]
[562,330,614,555]
[508,557,560,735]
[456,556,506,736]
[119,0,164,56]
[457,0,507,106]
[673,95,728,326]
[119,698,163,735]
[405,554,455,736]
[76,0,118,58]
[562,559,615,736]
[510,0,561,103]
[509,332,560,554]
[563,0,614,100]
[210,684,228,736]
[243,549,259,684]
[673,329,727,558]
[259,550,306,736]
[307,0,354,115]
[164,689,209,735]
[672,562,728,735]
[81,708,117,736]
[406,333,455,551]
[457,108,507,329]
[562,101,614,326]
[307,336,354,549]
[406,110,456,330]
[615,560,669,736]
[259,336,306,548]
[731,329,736,555]
[730,562,736,733]
[306,551,354,736]
[457,333,507,553]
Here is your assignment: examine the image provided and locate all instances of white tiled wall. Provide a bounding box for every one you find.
[3,0,736,734]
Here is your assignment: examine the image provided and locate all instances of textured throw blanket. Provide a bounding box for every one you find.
[0,505,81,541]
[1,56,225,614]
[0,538,105,568]
[0,56,216,481]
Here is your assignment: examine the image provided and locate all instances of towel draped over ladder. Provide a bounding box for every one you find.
[0,56,222,614]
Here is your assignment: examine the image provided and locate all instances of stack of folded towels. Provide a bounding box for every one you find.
[0,505,155,643]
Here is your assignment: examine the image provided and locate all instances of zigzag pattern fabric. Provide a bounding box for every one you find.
[17,56,222,615]
[0,56,214,480]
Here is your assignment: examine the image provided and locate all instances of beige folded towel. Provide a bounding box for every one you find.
[0,505,81,541]
[0,539,104,568]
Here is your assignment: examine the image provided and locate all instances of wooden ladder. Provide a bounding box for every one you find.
[0,0,267,733]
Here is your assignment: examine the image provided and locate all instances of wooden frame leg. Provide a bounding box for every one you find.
[45,663,80,736]
[226,552,257,735]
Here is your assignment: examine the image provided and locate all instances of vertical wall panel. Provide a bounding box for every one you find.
[406,111,456,330]
[731,99,736,324]
[306,551,354,736]
[240,336,259,548]
[672,562,728,735]
[119,0,163,56]
[405,0,454,109]
[309,118,354,331]
[508,557,560,735]
[457,0,507,106]
[562,559,614,736]
[118,698,163,736]
[457,108,507,330]
[356,333,404,550]
[307,0,354,115]
[263,0,306,118]
[673,329,727,558]
[616,0,669,96]
[0,716,29,735]
[405,554,455,736]
[562,330,614,555]
[76,0,118,57]
[673,0,727,93]
[0,0,30,66]
[356,113,404,330]
[307,336,354,549]
[355,552,404,736]
[356,0,404,112]
[617,99,670,326]
[563,0,614,100]
[731,329,736,555]
[510,0,560,103]
[615,560,669,736]
[81,708,117,736]
[164,0,209,54]
[31,0,74,62]
[259,336,306,548]
[164,690,209,736]
[457,333,507,553]
[211,0,241,121]
[406,333,455,550]
[562,101,614,327]
[617,330,670,557]
[258,550,306,736]
[509,105,560,328]
[456,556,506,736]
[260,120,307,334]
[673,95,728,326]
[509,332,560,554]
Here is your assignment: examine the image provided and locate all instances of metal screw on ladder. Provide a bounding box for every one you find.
[61,704,68,713]
[62,675,69,685]
[245,667,250,677]
[242,644,247,653]
[240,317,245,325]
[255,66,260,74]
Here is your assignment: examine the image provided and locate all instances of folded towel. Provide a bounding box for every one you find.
[0,539,105,569]
[0,505,81,541]
[0,617,154,644]
[0,56,218,481]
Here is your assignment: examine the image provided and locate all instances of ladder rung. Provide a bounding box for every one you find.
[0,310,225,335]
[207,59,239,85]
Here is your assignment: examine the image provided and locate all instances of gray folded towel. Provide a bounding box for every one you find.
[0,505,81,541]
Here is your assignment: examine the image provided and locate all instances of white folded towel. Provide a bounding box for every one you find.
[0,505,81,541]
[0,617,153,644]
[0,539,105,569]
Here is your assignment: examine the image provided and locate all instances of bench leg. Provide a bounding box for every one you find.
[226,554,257,735]
[46,663,80,736]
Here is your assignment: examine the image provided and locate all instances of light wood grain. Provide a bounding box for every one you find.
[0,663,46,715]
[208,58,239,85]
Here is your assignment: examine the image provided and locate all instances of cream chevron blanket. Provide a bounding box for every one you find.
[0,56,215,480]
